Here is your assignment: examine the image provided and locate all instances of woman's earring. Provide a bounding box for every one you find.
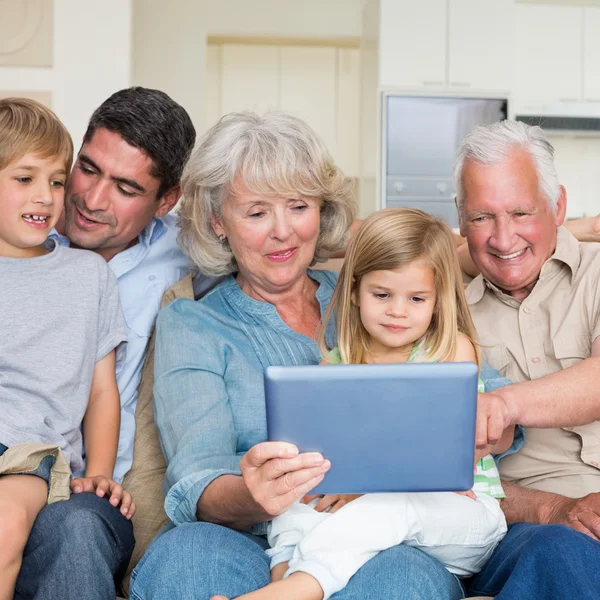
[218,234,226,243]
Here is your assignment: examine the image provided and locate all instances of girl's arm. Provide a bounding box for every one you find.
[83,350,120,479]
[452,334,515,455]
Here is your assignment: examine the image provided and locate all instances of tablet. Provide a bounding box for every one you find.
[264,362,478,494]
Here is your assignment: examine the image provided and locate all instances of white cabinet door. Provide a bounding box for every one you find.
[221,44,280,115]
[448,0,513,93]
[205,44,222,133]
[379,0,446,89]
[584,7,600,102]
[280,46,337,159]
[513,5,582,110]
[336,48,360,178]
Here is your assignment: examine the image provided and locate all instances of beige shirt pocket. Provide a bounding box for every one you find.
[552,333,591,370]
[480,336,512,380]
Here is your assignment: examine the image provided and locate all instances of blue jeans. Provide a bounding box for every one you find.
[467,523,600,599]
[14,492,135,600]
[130,522,465,600]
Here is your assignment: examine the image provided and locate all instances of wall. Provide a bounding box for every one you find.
[359,0,380,217]
[0,0,132,147]
[132,0,363,136]
[550,135,600,219]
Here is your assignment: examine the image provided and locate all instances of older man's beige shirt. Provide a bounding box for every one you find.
[466,227,600,498]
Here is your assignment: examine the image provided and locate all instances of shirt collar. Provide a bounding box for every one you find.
[140,217,167,247]
[50,216,166,250]
[50,229,70,247]
[545,225,581,277]
[465,226,580,306]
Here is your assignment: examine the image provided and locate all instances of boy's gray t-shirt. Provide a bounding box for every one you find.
[0,240,127,472]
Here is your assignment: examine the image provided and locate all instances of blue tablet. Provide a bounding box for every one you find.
[264,362,478,494]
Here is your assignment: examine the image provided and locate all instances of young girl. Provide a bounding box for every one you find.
[213,207,514,600]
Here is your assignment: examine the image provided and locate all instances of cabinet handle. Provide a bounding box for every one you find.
[585,98,600,103]
[559,98,578,103]
[422,80,444,86]
[450,81,471,87]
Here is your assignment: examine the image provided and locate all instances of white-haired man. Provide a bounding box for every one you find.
[460,120,600,599]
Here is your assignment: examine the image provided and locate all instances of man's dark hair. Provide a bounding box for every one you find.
[83,87,196,199]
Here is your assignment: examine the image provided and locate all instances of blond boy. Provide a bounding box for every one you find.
[0,98,134,600]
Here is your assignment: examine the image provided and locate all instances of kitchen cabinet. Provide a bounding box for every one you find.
[379,0,512,93]
[584,7,600,103]
[337,48,361,178]
[206,42,361,178]
[221,44,280,115]
[448,0,512,93]
[514,4,600,111]
[205,43,222,132]
[513,4,582,110]
[280,46,337,160]
[379,0,447,89]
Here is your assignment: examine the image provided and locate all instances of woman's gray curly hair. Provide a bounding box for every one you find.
[177,111,356,276]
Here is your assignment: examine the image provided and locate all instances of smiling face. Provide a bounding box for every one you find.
[354,260,437,363]
[211,184,322,298]
[459,149,566,301]
[62,128,179,262]
[0,153,67,258]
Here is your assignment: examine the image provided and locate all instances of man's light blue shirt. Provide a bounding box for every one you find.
[51,213,194,481]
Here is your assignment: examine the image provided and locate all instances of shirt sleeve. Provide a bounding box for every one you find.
[153,300,243,526]
[328,347,342,364]
[96,260,127,363]
[592,273,600,344]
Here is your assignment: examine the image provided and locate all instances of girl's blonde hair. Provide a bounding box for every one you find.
[318,208,480,366]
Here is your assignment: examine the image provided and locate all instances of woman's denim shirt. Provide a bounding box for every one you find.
[153,269,523,532]
[153,270,338,531]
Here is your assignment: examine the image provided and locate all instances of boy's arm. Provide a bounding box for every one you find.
[83,350,120,479]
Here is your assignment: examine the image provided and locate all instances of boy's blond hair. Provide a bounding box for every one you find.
[318,207,480,367]
[0,98,73,172]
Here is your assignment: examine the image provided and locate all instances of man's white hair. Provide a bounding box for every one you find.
[454,120,561,219]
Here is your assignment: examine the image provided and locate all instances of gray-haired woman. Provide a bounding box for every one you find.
[129,111,468,600]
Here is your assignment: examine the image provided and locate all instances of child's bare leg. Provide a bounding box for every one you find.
[0,475,48,600]
[270,561,288,582]
[211,571,323,600]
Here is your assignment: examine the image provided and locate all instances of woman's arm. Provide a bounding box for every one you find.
[198,447,330,530]
[564,214,600,243]
[154,302,330,528]
[456,240,479,278]
[83,350,120,479]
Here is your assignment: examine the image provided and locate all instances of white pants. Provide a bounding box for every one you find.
[267,492,507,600]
